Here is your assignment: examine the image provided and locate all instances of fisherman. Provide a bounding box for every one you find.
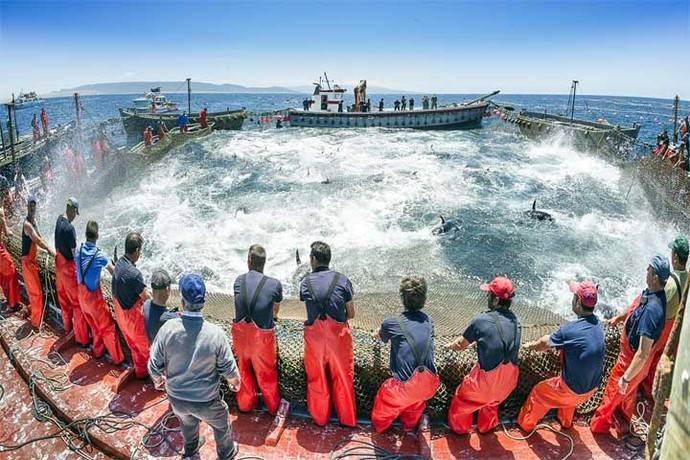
[379,98,384,112]
[303,98,310,111]
[54,198,89,345]
[517,281,604,431]
[22,195,56,329]
[590,255,669,434]
[143,269,177,344]
[401,96,407,110]
[640,236,688,397]
[409,98,414,111]
[431,95,438,109]
[422,96,429,110]
[300,241,357,427]
[0,179,21,312]
[143,126,153,146]
[178,111,189,133]
[338,100,343,113]
[31,114,40,144]
[199,107,209,129]
[232,244,283,415]
[149,273,241,460]
[157,120,167,140]
[445,276,521,434]
[371,275,439,433]
[366,98,371,113]
[75,221,125,364]
[112,232,152,379]
[40,108,49,139]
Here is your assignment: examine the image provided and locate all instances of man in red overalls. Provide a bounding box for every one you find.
[53,198,89,345]
[232,244,283,415]
[0,181,21,312]
[445,277,521,434]
[590,255,669,434]
[517,281,605,431]
[40,108,49,139]
[112,232,151,379]
[371,276,439,433]
[300,241,357,427]
[22,195,56,328]
[199,108,208,129]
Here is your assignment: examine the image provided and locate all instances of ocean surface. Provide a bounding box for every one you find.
[5,92,689,318]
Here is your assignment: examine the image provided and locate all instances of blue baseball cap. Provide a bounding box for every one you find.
[179,273,206,306]
[27,194,38,204]
[649,254,671,282]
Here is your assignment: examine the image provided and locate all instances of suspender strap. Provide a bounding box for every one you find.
[491,310,518,364]
[306,272,341,320]
[395,317,432,369]
[78,244,100,285]
[241,274,268,322]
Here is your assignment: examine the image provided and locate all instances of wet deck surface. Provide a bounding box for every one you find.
[0,312,641,460]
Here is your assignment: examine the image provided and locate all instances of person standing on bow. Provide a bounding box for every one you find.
[0,180,21,313]
[300,241,357,427]
[232,244,283,415]
[199,107,209,129]
[40,108,49,139]
[31,114,40,144]
[445,276,521,435]
[517,281,604,432]
[177,111,189,133]
[371,275,439,433]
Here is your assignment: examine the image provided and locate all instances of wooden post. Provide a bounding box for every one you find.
[186,78,191,114]
[6,103,16,164]
[11,94,19,141]
[74,92,81,128]
[672,95,679,144]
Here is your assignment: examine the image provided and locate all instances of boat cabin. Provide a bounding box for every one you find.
[309,77,346,112]
[132,88,179,114]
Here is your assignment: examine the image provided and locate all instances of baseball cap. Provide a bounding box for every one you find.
[668,235,689,259]
[569,280,598,308]
[179,273,206,306]
[150,269,172,290]
[66,197,79,214]
[480,276,515,300]
[27,194,37,204]
[649,255,671,282]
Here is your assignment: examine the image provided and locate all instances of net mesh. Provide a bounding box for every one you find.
[6,234,621,421]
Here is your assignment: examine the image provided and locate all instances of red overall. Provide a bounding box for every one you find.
[518,375,595,432]
[41,111,48,138]
[55,252,89,344]
[590,296,656,433]
[231,321,281,415]
[372,368,440,433]
[199,110,208,129]
[641,318,675,397]
[77,284,125,364]
[21,236,44,328]
[448,362,519,434]
[0,242,20,307]
[113,294,150,378]
[304,316,357,427]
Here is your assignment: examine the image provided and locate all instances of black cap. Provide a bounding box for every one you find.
[150,269,172,290]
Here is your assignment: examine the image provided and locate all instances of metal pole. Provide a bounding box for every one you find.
[186,78,191,114]
[0,111,5,152]
[6,103,16,164]
[570,80,578,121]
[11,94,19,141]
[672,95,679,144]
[74,92,81,127]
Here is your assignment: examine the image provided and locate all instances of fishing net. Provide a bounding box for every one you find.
[6,233,622,422]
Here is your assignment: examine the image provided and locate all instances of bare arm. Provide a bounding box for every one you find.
[622,336,654,384]
[23,221,54,256]
[345,300,355,320]
[105,261,115,275]
[524,334,551,352]
[273,302,280,320]
[445,336,471,352]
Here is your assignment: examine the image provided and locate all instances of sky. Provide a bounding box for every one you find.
[0,0,688,99]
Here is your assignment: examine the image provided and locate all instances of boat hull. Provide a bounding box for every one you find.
[287,102,489,130]
[119,108,246,138]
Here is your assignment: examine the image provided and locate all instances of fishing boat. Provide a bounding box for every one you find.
[129,87,180,114]
[129,122,214,160]
[496,81,640,160]
[13,91,44,109]
[287,74,497,129]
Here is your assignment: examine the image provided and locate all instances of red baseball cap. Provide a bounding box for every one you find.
[569,280,598,308]
[480,277,515,300]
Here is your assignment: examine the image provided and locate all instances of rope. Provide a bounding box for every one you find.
[500,421,574,460]
[329,438,426,460]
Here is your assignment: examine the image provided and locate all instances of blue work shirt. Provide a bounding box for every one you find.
[379,310,437,382]
[178,114,188,126]
[233,270,283,330]
[299,266,354,325]
[75,242,109,292]
[549,315,605,394]
[54,215,76,261]
[626,289,666,352]
[143,300,178,344]
[112,255,146,310]
[463,308,521,371]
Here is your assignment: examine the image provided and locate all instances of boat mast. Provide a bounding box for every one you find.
[672,95,679,144]
[570,80,578,121]
[5,102,15,164]
[74,92,81,128]
[323,72,331,90]
[186,78,192,114]
[11,94,18,141]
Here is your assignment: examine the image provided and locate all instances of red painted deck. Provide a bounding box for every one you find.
[0,313,642,459]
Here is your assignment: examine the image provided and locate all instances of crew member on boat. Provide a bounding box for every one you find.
[54,198,89,346]
[517,281,604,432]
[143,126,153,146]
[640,236,688,397]
[379,98,384,112]
[157,120,167,140]
[31,114,40,143]
[409,98,414,111]
[394,99,400,111]
[445,276,521,435]
[199,107,209,129]
[22,194,56,329]
[143,269,177,344]
[590,255,669,434]
[401,96,407,110]
[40,108,49,139]
[371,276,439,433]
[112,232,152,379]
[232,244,283,415]
[178,112,189,133]
[75,221,125,365]
[0,179,21,312]
[431,95,438,109]
[300,241,357,427]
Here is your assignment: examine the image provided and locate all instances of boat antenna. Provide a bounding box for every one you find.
[323,72,332,90]
[570,80,578,121]
[672,95,679,144]
[186,78,192,114]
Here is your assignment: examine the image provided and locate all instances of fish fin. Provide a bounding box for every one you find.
[532,199,536,211]
[295,249,301,266]
[440,215,445,224]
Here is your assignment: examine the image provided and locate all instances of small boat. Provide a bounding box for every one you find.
[287,74,497,130]
[14,91,44,109]
[129,87,180,114]
[129,122,214,160]
[496,81,640,160]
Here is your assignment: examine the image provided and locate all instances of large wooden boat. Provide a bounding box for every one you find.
[287,75,496,130]
[119,108,245,137]
[129,122,214,160]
